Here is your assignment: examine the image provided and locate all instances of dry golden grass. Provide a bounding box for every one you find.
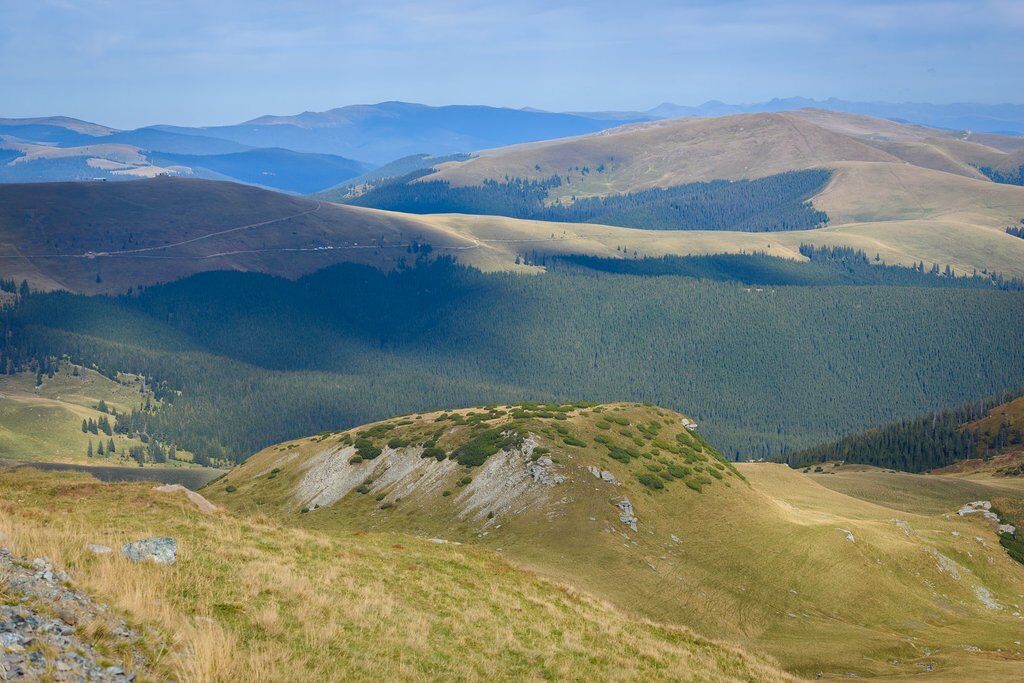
[0,467,789,681]
[214,404,1024,680]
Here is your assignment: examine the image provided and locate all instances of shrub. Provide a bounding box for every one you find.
[375,493,386,501]
[349,455,363,464]
[354,438,382,460]
[451,428,522,467]
[708,468,724,479]
[637,473,664,490]
[594,434,611,444]
[355,484,370,494]
[563,436,586,447]
[595,421,612,430]
[422,446,446,460]
[458,476,472,486]
[685,480,702,493]
[667,465,691,478]
[442,490,452,497]
[300,507,309,514]
[388,437,410,449]
[225,485,237,493]
[608,447,632,464]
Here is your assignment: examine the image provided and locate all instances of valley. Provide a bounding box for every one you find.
[2,40,1024,681]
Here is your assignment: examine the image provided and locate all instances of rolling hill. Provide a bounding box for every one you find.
[209,402,1024,679]
[0,177,475,293]
[345,109,1024,277]
[0,135,369,193]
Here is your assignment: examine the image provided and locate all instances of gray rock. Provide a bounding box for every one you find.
[616,497,638,531]
[86,543,113,555]
[121,537,177,565]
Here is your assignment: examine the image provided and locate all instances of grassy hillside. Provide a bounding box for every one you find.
[0,177,475,293]
[0,466,786,681]
[210,403,1024,679]
[358,110,1024,278]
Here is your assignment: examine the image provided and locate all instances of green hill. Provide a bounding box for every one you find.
[0,177,472,293]
[209,403,1024,679]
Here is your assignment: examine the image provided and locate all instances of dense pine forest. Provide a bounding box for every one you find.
[553,246,1024,289]
[3,257,1024,463]
[777,390,1024,472]
[347,169,831,231]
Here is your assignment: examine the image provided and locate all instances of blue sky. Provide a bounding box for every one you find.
[2,0,1022,128]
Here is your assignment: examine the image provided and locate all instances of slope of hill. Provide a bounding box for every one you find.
[155,101,645,164]
[644,97,1024,135]
[0,359,200,466]
[147,148,370,194]
[210,403,1024,679]
[5,258,1024,461]
[0,178,475,293]
[777,389,1024,472]
[345,110,1024,277]
[0,467,788,681]
[0,135,369,193]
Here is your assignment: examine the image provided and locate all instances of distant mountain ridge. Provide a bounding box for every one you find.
[158,101,645,164]
[637,97,1024,134]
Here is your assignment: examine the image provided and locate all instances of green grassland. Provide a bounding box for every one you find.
[209,403,1024,680]
[0,362,200,466]
[0,466,788,681]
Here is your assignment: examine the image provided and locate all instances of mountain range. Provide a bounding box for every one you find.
[3,98,1023,193]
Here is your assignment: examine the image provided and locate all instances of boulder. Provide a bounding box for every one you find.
[86,543,112,555]
[121,537,177,565]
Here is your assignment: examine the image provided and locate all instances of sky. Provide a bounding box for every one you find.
[2,0,1023,129]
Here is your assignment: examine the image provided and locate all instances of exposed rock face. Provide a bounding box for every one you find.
[526,456,565,486]
[121,537,177,565]
[0,548,143,680]
[616,498,638,531]
[837,528,856,543]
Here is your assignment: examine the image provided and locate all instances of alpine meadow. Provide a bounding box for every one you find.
[2,2,1024,681]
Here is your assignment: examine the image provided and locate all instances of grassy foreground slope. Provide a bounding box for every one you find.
[0,467,786,682]
[210,403,1024,680]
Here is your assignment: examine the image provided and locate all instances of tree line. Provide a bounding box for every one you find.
[347,169,832,232]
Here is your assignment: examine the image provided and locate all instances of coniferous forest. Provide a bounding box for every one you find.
[4,256,1024,463]
[777,391,1023,472]
[347,169,831,231]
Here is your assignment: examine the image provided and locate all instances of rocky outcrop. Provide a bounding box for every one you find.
[616,498,638,531]
[121,537,177,565]
[0,548,143,680]
[957,500,1016,535]
[586,466,619,485]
